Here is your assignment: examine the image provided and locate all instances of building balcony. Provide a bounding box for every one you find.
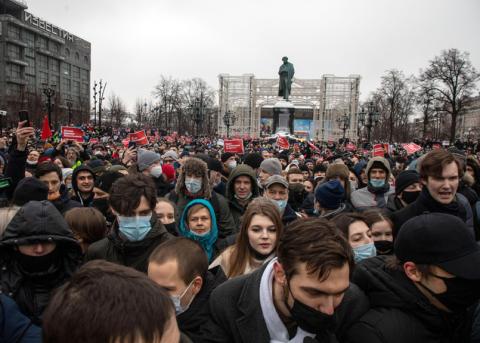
[5,56,28,66]
[5,75,27,85]
[35,47,65,61]
[2,36,28,48]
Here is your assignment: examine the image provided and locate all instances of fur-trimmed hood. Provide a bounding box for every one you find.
[175,157,211,199]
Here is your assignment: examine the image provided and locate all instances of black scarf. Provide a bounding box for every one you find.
[417,187,467,222]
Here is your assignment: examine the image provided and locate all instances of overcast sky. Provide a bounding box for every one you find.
[26,0,480,112]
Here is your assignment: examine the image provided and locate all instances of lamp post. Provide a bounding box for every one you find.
[336,112,350,144]
[66,99,73,125]
[358,102,379,143]
[223,110,236,138]
[193,97,205,137]
[42,83,56,127]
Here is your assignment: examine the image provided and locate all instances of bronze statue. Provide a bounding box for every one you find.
[278,56,295,101]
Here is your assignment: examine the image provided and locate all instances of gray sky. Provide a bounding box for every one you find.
[26,0,480,112]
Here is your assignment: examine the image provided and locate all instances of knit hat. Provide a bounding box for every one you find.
[137,148,161,172]
[161,150,178,161]
[207,158,223,173]
[395,170,420,195]
[162,164,176,182]
[62,168,74,181]
[38,155,53,164]
[12,177,49,206]
[315,179,345,210]
[221,152,235,163]
[87,159,106,174]
[260,158,282,176]
[243,153,264,170]
[95,171,124,193]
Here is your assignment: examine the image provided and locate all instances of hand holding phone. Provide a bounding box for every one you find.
[18,110,30,127]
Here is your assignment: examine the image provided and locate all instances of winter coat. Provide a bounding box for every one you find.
[386,193,404,213]
[169,157,237,238]
[178,266,227,342]
[282,203,302,226]
[84,214,172,273]
[5,149,27,200]
[225,164,260,229]
[0,294,41,343]
[50,184,82,214]
[70,164,96,207]
[0,201,83,324]
[153,175,174,197]
[345,256,475,343]
[391,188,474,238]
[202,262,369,343]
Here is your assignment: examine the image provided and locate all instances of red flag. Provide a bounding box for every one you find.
[41,116,52,140]
[276,136,290,150]
[401,143,422,155]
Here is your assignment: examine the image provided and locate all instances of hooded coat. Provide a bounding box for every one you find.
[179,199,219,262]
[225,164,260,228]
[70,164,96,206]
[168,157,236,238]
[350,157,395,210]
[50,184,81,214]
[344,256,474,343]
[84,213,172,273]
[0,201,83,324]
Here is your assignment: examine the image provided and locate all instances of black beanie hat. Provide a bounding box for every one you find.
[95,171,125,193]
[221,152,234,163]
[13,177,49,206]
[243,153,264,170]
[395,170,420,195]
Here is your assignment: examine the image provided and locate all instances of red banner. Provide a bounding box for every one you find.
[401,143,422,155]
[276,136,290,150]
[373,144,385,157]
[129,130,149,146]
[307,141,320,152]
[346,143,357,151]
[89,138,99,144]
[224,139,244,154]
[61,126,84,143]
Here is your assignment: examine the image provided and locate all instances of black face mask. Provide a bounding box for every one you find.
[374,240,393,255]
[289,183,306,202]
[16,247,59,274]
[427,274,480,313]
[402,190,420,204]
[164,222,178,236]
[287,283,335,334]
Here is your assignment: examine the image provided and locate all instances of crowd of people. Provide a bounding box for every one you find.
[1,121,480,342]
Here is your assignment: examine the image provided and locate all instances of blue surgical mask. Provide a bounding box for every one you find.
[185,177,202,194]
[353,242,376,263]
[191,230,210,238]
[170,279,195,316]
[117,214,152,241]
[275,199,288,212]
[369,179,385,188]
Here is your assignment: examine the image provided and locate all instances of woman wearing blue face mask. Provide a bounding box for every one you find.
[179,199,219,262]
[332,213,376,263]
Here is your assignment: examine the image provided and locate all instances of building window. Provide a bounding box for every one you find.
[62,77,71,92]
[26,75,36,91]
[80,69,88,81]
[36,36,47,49]
[8,24,21,40]
[81,82,89,95]
[38,55,48,70]
[72,81,80,94]
[75,52,80,61]
[7,44,21,59]
[50,75,60,88]
[62,62,70,76]
[72,65,80,79]
[65,48,70,57]
[49,58,59,73]
[25,57,35,75]
[6,64,22,79]
[50,43,59,54]
[6,84,21,97]
[84,56,89,64]
[39,71,48,85]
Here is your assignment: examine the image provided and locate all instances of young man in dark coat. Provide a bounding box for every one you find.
[85,173,171,273]
[148,237,226,342]
[0,201,83,324]
[203,218,369,343]
[391,149,474,237]
[345,213,480,343]
[70,164,96,206]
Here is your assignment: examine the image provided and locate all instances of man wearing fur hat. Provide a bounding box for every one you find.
[168,158,236,238]
[350,156,395,210]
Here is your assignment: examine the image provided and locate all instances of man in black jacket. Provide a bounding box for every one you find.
[0,201,83,324]
[203,217,369,343]
[391,149,474,237]
[148,237,226,342]
[85,173,171,273]
[345,213,480,343]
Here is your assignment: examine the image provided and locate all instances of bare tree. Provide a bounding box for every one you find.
[108,93,127,126]
[419,49,480,143]
[152,76,183,133]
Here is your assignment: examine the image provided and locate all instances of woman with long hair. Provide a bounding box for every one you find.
[210,197,283,278]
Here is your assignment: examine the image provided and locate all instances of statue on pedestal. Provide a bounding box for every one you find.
[278,56,295,101]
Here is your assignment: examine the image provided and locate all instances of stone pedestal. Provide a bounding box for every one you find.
[273,100,295,134]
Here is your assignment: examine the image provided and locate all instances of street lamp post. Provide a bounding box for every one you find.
[336,112,350,144]
[358,102,380,143]
[193,97,204,137]
[66,99,73,125]
[223,110,236,138]
[42,83,56,127]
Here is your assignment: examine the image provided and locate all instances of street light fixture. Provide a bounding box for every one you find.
[336,111,350,143]
[193,97,205,137]
[358,102,380,143]
[223,110,236,138]
[66,99,73,125]
[42,83,56,127]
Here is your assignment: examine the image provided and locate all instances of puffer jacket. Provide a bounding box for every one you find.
[345,256,475,343]
[225,164,260,229]
[0,201,83,325]
[84,213,172,273]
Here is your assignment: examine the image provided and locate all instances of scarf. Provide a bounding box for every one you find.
[417,188,467,222]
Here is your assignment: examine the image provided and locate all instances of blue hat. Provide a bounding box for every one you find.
[315,180,345,210]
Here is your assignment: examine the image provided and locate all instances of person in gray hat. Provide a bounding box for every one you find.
[138,149,173,197]
[263,175,302,225]
[258,158,282,192]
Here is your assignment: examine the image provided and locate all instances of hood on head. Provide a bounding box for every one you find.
[179,199,218,239]
[72,164,96,194]
[366,157,391,180]
[226,164,259,200]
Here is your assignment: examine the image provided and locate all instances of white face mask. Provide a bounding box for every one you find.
[150,165,163,178]
[227,160,237,170]
[170,279,195,316]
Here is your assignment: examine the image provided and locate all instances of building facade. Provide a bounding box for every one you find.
[0,0,91,127]
[217,73,360,141]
